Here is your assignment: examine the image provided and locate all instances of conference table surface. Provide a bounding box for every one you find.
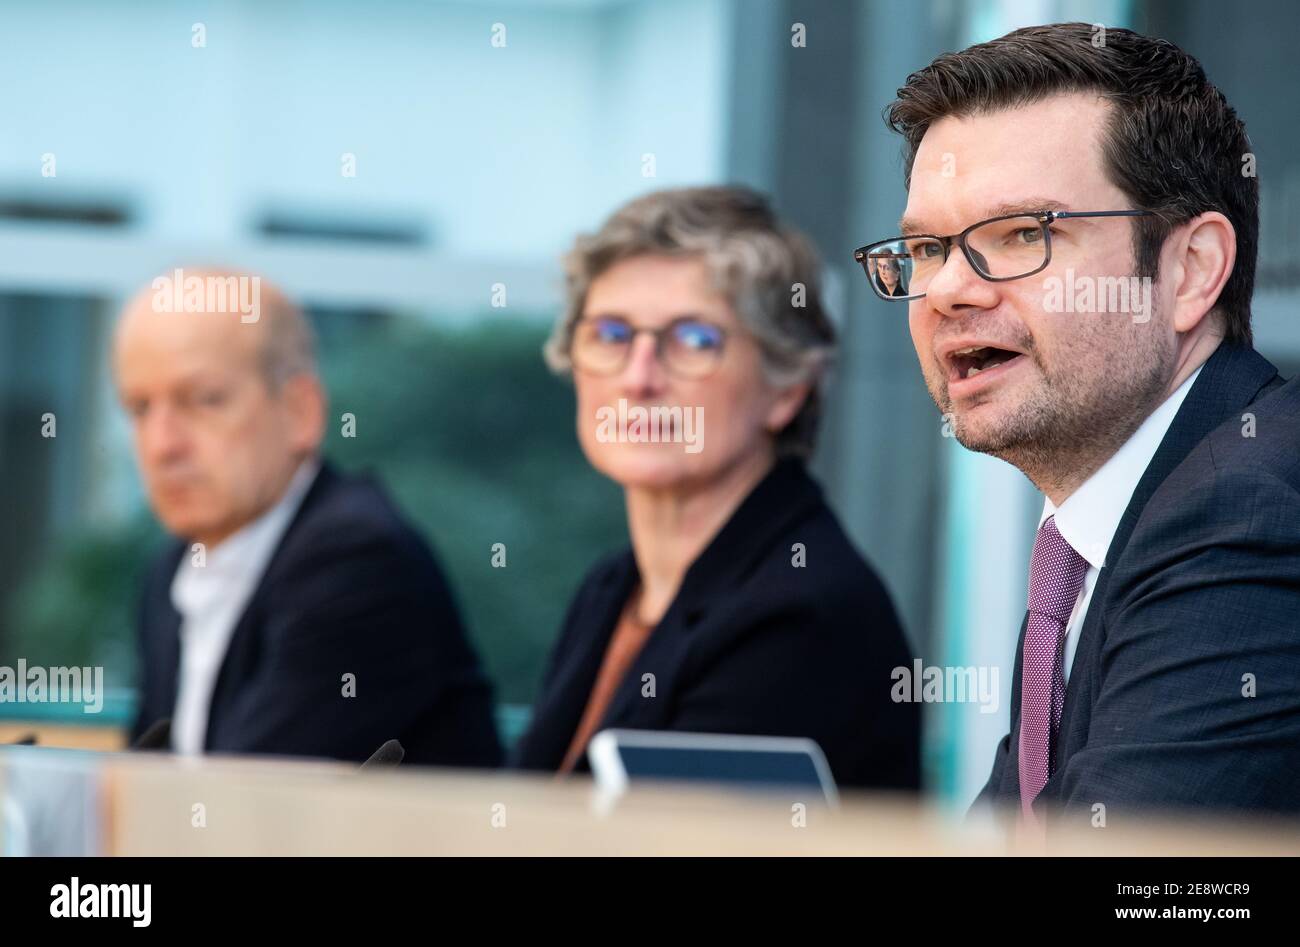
[2,746,1296,856]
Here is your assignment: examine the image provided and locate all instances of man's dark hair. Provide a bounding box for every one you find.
[886,22,1257,345]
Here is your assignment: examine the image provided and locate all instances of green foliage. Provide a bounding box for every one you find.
[3,514,161,689]
[318,311,627,703]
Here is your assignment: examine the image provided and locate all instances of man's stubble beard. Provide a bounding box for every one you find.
[935,312,1176,496]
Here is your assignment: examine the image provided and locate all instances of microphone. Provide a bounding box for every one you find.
[132,718,171,751]
[359,739,404,770]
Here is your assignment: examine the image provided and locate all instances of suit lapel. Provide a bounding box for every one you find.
[149,544,185,725]
[202,462,334,749]
[998,611,1029,800]
[1042,343,1281,796]
[528,552,638,764]
[597,459,825,730]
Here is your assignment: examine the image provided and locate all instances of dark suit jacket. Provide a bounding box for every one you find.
[510,458,921,791]
[978,343,1300,824]
[131,461,502,768]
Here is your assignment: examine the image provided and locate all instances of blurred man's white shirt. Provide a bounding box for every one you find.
[169,458,320,755]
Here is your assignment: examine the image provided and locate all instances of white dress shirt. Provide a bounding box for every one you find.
[169,459,320,755]
[1040,366,1202,684]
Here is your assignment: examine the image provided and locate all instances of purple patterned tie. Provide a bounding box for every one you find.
[1018,515,1088,820]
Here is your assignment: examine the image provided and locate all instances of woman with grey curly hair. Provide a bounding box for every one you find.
[512,186,920,791]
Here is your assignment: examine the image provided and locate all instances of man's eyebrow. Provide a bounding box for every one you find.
[898,198,1070,235]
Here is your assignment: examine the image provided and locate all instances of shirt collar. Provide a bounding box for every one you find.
[171,458,320,617]
[1039,366,1203,570]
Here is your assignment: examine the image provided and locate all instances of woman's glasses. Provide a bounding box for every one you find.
[571,316,728,379]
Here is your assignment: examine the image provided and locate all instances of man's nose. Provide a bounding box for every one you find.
[140,403,192,464]
[924,246,1001,319]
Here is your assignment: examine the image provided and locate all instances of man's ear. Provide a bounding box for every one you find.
[282,373,328,452]
[1168,210,1236,335]
[765,381,812,436]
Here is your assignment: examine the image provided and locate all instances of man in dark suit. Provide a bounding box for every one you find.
[114,269,500,767]
[982,348,1298,825]
[871,23,1299,827]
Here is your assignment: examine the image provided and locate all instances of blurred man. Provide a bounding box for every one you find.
[860,24,1300,826]
[114,268,501,767]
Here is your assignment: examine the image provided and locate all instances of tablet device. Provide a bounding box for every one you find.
[587,729,838,806]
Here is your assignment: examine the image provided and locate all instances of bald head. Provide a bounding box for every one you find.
[117,268,317,389]
[114,268,327,547]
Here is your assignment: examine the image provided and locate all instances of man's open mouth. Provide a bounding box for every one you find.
[946,345,1025,382]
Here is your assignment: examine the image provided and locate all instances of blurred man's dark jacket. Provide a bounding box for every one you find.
[131,462,502,767]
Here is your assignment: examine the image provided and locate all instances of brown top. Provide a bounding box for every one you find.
[557,596,655,775]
